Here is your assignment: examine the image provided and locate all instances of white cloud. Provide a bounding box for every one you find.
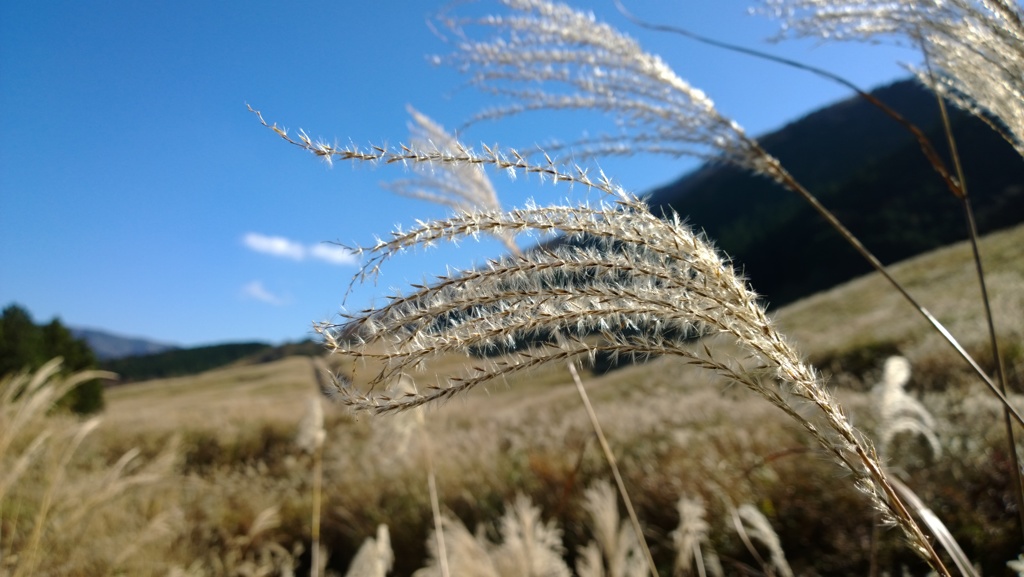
[243,233,357,266]
[243,233,306,261]
[310,242,358,265]
[242,280,287,306]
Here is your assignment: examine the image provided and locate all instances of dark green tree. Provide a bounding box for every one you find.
[0,304,44,375]
[0,303,105,413]
[40,319,104,413]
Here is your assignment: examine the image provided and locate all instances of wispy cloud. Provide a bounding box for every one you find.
[243,233,305,260]
[242,280,288,306]
[243,232,357,266]
[310,242,358,265]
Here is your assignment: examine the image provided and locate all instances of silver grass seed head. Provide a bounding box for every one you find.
[306,127,927,556]
[757,0,1024,156]
[440,0,772,175]
[882,355,912,389]
[672,494,722,577]
[344,524,394,577]
[491,493,572,577]
[736,504,794,577]
[295,395,325,454]
[874,356,942,459]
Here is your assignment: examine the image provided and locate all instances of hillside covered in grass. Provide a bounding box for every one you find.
[100,339,324,383]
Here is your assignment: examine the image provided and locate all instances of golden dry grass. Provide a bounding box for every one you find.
[103,355,315,434]
[4,224,1021,575]
[774,222,1024,357]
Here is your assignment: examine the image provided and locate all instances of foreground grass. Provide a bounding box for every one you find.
[4,223,1021,576]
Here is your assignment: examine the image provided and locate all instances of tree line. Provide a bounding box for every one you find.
[0,303,104,414]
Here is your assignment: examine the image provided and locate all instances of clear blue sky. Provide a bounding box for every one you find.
[0,1,920,347]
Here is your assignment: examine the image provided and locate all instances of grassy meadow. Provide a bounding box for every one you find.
[3,222,1021,576]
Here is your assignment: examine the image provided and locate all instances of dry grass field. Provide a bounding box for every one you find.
[7,0,1021,573]
[3,222,1021,576]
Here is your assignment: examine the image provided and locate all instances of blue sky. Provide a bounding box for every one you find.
[0,1,920,347]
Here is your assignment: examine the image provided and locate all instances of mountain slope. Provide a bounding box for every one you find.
[99,339,324,383]
[100,341,273,383]
[646,78,1024,306]
[71,327,179,361]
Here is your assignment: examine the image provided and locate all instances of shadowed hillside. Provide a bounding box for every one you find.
[646,79,1024,305]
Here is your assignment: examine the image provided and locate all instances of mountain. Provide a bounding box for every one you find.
[71,327,179,361]
[99,339,324,383]
[645,78,1024,307]
[100,341,272,382]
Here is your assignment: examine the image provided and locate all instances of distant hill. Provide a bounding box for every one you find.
[101,339,324,383]
[645,78,1024,306]
[101,342,271,382]
[71,327,179,361]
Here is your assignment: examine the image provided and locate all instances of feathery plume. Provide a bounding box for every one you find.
[438,0,783,177]
[414,495,569,577]
[414,515,500,577]
[873,356,942,459]
[757,0,1024,158]
[672,495,722,577]
[384,107,521,254]
[428,0,1024,431]
[319,175,943,566]
[578,479,648,577]
[732,504,793,577]
[490,493,571,577]
[345,524,394,577]
[1008,554,1024,576]
[296,395,326,455]
[575,543,606,577]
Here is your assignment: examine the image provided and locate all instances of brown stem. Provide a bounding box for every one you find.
[920,39,1024,544]
[765,157,1024,428]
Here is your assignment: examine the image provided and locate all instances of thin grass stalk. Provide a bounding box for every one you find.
[301,371,328,577]
[729,507,769,572]
[566,359,657,577]
[920,40,1024,542]
[417,400,449,577]
[311,439,323,577]
[767,157,1024,428]
[692,543,707,577]
[426,452,450,577]
[889,477,980,577]
[384,373,449,577]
